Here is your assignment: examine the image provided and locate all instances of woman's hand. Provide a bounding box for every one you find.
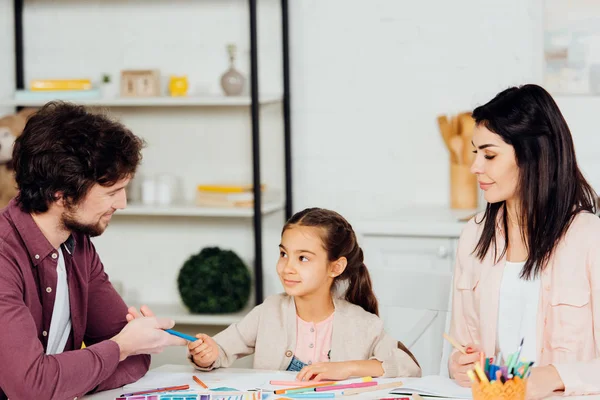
[525,365,564,400]
[449,343,482,387]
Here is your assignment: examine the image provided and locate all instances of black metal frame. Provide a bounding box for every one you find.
[12,0,292,305]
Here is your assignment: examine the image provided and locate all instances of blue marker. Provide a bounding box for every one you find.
[165,329,198,342]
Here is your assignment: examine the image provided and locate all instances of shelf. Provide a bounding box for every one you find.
[147,302,250,326]
[0,94,282,108]
[116,200,284,217]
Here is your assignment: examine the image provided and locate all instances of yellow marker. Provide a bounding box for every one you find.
[360,376,373,382]
[466,369,479,384]
[474,362,490,384]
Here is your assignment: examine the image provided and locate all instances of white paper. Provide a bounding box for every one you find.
[123,370,296,392]
[389,375,472,399]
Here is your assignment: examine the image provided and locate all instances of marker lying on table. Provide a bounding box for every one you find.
[120,384,190,397]
[270,380,335,386]
[342,381,403,396]
[165,329,198,342]
[315,381,378,392]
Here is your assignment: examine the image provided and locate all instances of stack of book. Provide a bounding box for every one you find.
[15,79,100,101]
[196,184,271,208]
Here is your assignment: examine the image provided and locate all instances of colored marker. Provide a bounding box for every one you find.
[285,394,335,399]
[474,362,489,384]
[165,329,198,342]
[120,384,190,397]
[466,369,478,384]
[193,375,208,389]
[270,381,334,387]
[275,382,337,395]
[316,381,378,392]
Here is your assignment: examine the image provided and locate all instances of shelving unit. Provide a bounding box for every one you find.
[10,0,292,307]
[117,201,284,218]
[1,94,283,108]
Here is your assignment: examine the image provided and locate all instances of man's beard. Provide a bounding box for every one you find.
[61,211,106,237]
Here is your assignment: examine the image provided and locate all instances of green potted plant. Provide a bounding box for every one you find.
[178,247,251,313]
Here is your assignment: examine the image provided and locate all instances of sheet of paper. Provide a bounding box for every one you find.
[123,370,297,392]
[389,375,472,399]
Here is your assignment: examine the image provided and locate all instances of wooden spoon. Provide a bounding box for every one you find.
[449,135,463,165]
[459,112,476,165]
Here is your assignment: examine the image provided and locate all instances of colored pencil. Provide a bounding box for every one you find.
[193,375,208,389]
[442,332,467,355]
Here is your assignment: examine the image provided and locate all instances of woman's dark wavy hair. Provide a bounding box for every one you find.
[472,84,596,279]
[13,101,145,213]
[283,207,379,316]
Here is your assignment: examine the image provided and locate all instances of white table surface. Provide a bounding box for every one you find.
[82,364,598,400]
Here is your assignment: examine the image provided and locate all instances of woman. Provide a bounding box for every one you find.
[448,84,600,399]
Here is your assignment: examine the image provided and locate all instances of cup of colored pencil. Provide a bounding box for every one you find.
[468,341,533,400]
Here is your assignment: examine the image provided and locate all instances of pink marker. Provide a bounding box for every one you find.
[269,380,334,386]
[315,381,378,392]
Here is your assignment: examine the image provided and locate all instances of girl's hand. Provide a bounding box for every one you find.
[448,343,482,387]
[188,333,219,368]
[296,361,353,382]
[525,365,564,400]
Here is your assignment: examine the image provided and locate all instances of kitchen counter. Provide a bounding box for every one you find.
[356,206,480,238]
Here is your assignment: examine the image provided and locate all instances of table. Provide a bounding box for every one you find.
[82,364,599,400]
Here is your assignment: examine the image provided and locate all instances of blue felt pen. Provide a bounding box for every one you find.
[165,329,198,342]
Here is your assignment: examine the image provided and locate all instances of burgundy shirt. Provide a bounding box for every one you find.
[0,199,150,400]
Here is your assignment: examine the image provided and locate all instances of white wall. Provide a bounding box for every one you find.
[289,0,547,222]
[1,0,600,369]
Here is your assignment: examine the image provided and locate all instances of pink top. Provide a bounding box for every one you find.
[294,313,334,365]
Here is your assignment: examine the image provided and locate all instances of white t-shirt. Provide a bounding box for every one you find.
[46,248,72,355]
[497,260,540,363]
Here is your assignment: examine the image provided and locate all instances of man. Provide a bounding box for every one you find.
[0,102,185,400]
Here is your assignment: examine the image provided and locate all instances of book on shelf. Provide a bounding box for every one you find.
[30,79,92,91]
[14,89,101,101]
[196,183,266,194]
[196,189,278,208]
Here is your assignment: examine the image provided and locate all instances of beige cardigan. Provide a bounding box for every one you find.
[193,293,421,378]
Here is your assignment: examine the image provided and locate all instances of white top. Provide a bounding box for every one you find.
[46,248,72,355]
[497,260,540,363]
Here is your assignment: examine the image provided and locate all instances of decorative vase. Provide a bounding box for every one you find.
[220,44,245,96]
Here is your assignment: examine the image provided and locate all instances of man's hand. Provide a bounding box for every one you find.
[126,305,155,322]
[111,312,186,361]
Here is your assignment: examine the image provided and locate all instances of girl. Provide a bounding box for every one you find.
[448,84,600,398]
[188,207,421,380]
